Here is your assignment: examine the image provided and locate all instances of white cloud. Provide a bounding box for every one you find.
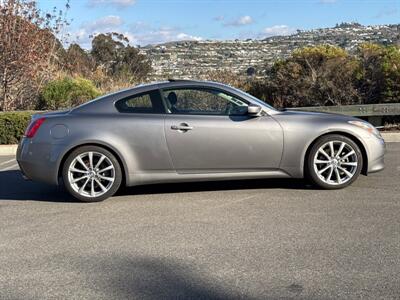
[68,18,203,48]
[131,28,203,46]
[88,0,136,8]
[224,15,254,27]
[176,33,202,41]
[68,15,124,49]
[262,25,297,37]
[68,29,92,49]
[87,15,123,31]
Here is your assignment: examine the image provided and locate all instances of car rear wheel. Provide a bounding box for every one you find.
[62,146,122,202]
[306,135,363,189]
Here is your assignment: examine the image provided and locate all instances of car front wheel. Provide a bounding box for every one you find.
[62,146,122,202]
[307,135,363,189]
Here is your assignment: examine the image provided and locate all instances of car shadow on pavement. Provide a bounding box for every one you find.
[0,170,315,202]
[67,255,315,300]
[119,178,315,197]
[72,255,254,299]
[0,170,75,202]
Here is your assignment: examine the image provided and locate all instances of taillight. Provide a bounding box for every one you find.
[25,117,46,138]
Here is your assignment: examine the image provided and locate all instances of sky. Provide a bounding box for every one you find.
[37,0,400,49]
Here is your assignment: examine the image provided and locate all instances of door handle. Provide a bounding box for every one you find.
[171,123,193,131]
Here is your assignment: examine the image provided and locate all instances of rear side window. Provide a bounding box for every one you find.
[115,90,165,114]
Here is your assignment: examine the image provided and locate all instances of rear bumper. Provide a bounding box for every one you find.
[16,138,60,185]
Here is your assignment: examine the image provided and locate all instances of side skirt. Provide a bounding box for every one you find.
[126,169,292,186]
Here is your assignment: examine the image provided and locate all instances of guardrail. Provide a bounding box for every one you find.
[289,103,400,126]
[1,103,400,125]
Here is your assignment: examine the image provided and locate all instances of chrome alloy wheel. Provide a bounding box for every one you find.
[68,151,115,198]
[313,141,358,185]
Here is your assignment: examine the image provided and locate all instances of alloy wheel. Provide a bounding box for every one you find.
[67,151,115,198]
[313,141,358,185]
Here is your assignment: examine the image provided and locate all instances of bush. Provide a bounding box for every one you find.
[39,77,101,110]
[0,112,33,144]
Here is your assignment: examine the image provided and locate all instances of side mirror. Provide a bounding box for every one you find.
[247,104,262,116]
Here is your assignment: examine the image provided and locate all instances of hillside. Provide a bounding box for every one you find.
[140,23,400,79]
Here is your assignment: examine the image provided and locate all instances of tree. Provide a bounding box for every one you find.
[265,45,361,107]
[381,46,400,102]
[0,0,69,110]
[357,43,386,104]
[64,43,95,77]
[357,43,400,104]
[91,33,151,81]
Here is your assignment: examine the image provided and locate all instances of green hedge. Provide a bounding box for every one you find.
[39,77,101,110]
[0,112,33,144]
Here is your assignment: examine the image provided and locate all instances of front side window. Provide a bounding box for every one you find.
[115,90,164,114]
[162,88,249,116]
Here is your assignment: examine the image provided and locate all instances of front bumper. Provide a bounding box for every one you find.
[365,136,386,174]
[16,138,61,185]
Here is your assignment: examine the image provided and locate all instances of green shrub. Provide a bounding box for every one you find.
[39,77,101,110]
[0,112,33,144]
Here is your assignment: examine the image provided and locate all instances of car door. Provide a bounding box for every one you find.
[162,87,283,173]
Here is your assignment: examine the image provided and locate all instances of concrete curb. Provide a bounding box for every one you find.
[0,132,399,156]
[0,145,17,156]
[381,132,400,142]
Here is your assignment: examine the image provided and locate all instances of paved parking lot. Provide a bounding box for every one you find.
[0,143,399,299]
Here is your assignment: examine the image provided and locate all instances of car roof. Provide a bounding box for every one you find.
[158,79,232,89]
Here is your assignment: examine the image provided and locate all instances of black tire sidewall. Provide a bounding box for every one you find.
[62,146,122,202]
[306,135,363,190]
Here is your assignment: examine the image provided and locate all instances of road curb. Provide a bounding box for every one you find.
[0,145,17,156]
[0,132,399,156]
[381,132,400,143]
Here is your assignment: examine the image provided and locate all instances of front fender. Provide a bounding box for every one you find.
[275,114,373,178]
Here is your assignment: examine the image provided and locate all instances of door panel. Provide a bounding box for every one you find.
[117,114,173,172]
[164,114,283,173]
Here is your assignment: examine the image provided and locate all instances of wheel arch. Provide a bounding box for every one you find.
[57,142,128,187]
[303,131,368,177]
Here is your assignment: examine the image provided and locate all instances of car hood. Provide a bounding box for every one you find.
[277,109,358,121]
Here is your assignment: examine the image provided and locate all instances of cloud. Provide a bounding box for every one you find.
[68,15,124,49]
[224,16,254,27]
[87,15,123,31]
[235,25,297,41]
[130,21,152,33]
[87,0,136,8]
[131,27,203,46]
[68,29,93,49]
[262,25,297,37]
[126,24,203,45]
[68,18,203,48]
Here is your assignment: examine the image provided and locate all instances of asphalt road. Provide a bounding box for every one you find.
[0,144,399,300]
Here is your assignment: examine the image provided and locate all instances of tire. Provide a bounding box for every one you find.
[62,146,122,202]
[306,134,363,189]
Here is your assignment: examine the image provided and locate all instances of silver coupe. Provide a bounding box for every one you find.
[17,80,385,202]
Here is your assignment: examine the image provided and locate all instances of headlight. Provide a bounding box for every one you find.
[348,120,382,138]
